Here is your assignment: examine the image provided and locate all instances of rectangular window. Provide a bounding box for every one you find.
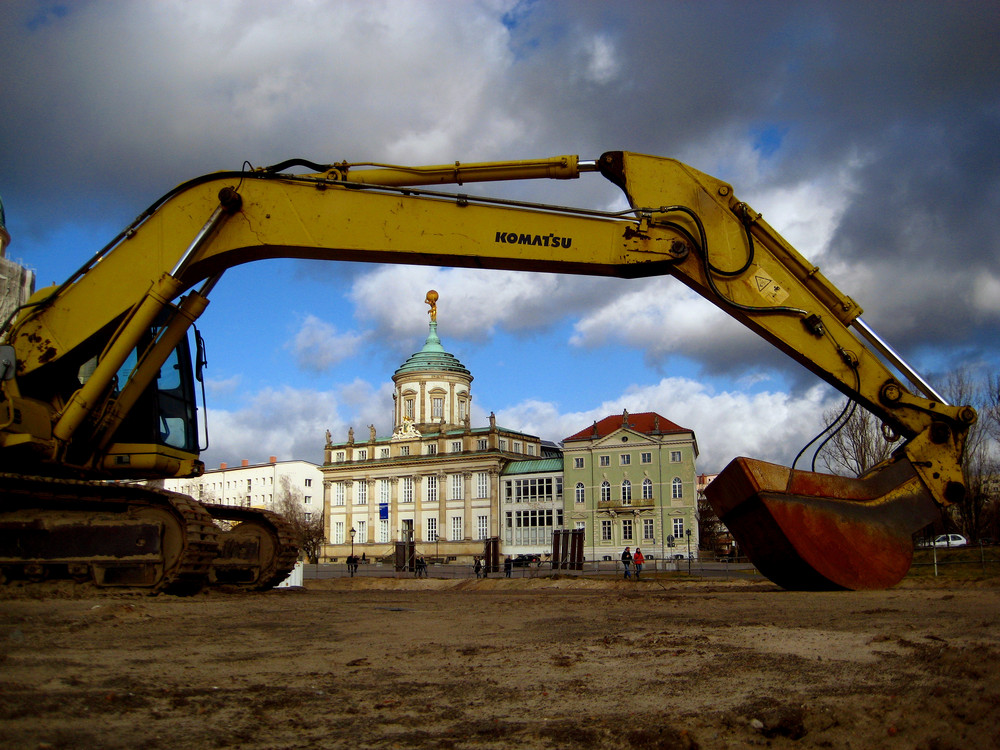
[427,517,438,542]
[601,519,613,541]
[671,451,682,462]
[380,448,390,459]
[399,445,409,457]
[426,475,438,503]
[641,452,652,464]
[622,519,633,541]
[333,521,345,544]
[576,521,586,531]
[304,478,312,487]
[378,519,389,544]
[304,512,312,522]
[477,438,488,451]
[499,439,507,451]
[575,483,585,503]
[355,480,368,505]
[451,473,463,500]
[452,515,463,541]
[356,520,368,543]
[477,515,489,540]
[379,479,390,503]
[672,477,683,499]
[574,457,584,469]
[405,399,414,419]
[527,445,535,456]
[304,496,311,505]
[673,518,685,539]
[477,472,489,498]
[432,397,444,418]
[513,441,522,453]
[600,455,610,467]
[333,482,346,506]
[335,451,345,462]
[643,518,654,540]
[451,441,463,453]
[426,444,437,455]
[401,477,413,503]
[620,454,631,466]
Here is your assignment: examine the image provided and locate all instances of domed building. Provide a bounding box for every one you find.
[321,291,560,567]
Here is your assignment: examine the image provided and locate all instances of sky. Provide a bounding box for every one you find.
[2,0,998,474]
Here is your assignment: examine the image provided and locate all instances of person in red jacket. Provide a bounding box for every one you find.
[633,547,645,580]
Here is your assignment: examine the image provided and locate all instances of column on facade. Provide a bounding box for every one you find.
[323,480,333,551]
[389,476,399,543]
[488,468,500,541]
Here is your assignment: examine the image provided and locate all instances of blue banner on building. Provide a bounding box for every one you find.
[379,503,389,520]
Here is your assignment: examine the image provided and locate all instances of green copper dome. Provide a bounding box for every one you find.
[394,322,472,378]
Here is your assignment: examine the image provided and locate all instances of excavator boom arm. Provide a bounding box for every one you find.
[2,150,973,590]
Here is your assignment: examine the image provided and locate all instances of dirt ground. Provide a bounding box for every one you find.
[1,574,999,750]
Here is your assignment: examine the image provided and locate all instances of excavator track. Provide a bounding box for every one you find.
[0,473,219,595]
[201,504,299,590]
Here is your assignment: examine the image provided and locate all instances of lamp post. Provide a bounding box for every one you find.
[686,528,692,574]
[349,526,356,577]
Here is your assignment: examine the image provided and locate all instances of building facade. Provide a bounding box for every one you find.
[500,457,565,558]
[163,457,322,519]
[0,197,36,329]
[320,292,546,563]
[562,410,699,561]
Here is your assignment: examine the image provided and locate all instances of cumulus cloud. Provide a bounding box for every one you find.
[201,379,395,469]
[494,376,839,474]
[287,315,363,373]
[350,264,617,353]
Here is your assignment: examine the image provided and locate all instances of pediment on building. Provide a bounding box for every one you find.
[391,419,422,441]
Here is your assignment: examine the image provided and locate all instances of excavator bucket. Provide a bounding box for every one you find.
[705,456,941,590]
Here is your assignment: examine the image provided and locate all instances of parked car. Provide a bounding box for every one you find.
[928,534,968,548]
[512,554,540,568]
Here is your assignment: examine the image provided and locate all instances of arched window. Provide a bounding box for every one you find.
[642,478,653,500]
[671,477,683,499]
[575,482,586,503]
[601,481,611,503]
[621,479,632,504]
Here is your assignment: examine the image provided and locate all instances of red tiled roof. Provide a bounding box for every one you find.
[563,411,691,442]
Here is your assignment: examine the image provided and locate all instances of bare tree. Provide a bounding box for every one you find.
[944,370,998,543]
[275,475,326,564]
[696,493,723,553]
[817,405,896,477]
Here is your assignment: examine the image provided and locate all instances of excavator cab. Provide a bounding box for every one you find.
[100,320,204,478]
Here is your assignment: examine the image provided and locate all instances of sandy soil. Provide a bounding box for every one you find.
[1,575,999,750]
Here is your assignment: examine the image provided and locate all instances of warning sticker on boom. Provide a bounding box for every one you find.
[747,265,789,304]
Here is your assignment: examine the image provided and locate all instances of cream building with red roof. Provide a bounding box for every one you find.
[562,410,699,562]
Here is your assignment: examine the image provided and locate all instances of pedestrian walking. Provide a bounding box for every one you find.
[474,556,482,579]
[633,547,645,580]
[621,546,633,580]
[504,555,512,578]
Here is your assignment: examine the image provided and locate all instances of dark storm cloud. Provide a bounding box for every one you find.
[2,0,997,387]
[498,0,1000,376]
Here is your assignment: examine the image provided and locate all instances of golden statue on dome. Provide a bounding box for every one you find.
[425,289,439,322]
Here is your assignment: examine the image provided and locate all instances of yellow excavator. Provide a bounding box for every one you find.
[0,151,975,592]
